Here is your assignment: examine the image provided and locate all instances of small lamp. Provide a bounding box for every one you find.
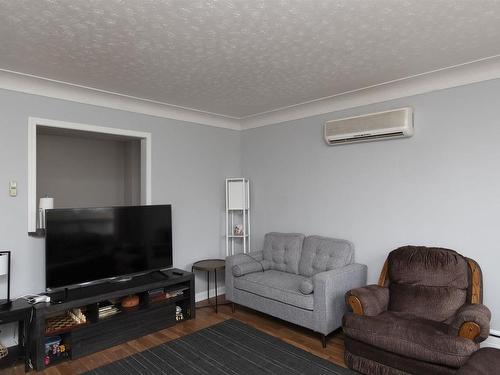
[38,196,54,229]
[0,251,11,308]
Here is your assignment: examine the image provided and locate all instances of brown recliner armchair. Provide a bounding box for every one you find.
[342,246,491,375]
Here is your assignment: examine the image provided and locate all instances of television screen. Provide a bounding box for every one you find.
[45,205,173,290]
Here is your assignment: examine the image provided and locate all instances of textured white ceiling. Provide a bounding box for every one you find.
[1,0,500,118]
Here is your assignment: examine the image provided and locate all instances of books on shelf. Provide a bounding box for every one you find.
[148,288,164,296]
[98,302,120,319]
[148,286,188,303]
[166,290,185,298]
[148,288,165,300]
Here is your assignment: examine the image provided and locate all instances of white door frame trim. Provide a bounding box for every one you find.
[27,117,152,233]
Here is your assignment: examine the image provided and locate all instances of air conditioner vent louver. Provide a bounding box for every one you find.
[324,107,413,145]
[327,131,405,145]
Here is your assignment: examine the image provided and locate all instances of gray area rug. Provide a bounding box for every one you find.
[84,319,354,374]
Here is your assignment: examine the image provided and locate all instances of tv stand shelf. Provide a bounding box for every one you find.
[30,268,194,371]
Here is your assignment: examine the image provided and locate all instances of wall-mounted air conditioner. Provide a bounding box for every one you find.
[324,107,413,145]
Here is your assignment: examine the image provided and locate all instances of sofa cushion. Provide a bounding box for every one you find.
[298,278,314,294]
[298,236,353,277]
[390,283,467,322]
[234,270,314,310]
[343,311,478,368]
[262,233,305,274]
[388,246,469,322]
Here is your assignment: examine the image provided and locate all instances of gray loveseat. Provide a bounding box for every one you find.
[226,232,367,347]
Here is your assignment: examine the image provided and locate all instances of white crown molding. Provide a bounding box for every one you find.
[0,69,242,130]
[240,54,500,129]
[2,55,500,131]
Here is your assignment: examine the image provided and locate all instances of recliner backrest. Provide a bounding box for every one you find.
[387,246,470,322]
[298,236,354,277]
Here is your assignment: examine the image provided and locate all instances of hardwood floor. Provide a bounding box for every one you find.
[3,299,346,374]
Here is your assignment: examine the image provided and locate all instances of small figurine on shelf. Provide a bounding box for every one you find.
[233,224,243,236]
[176,305,184,321]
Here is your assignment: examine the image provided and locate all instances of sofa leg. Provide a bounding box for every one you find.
[321,334,327,348]
[231,303,235,313]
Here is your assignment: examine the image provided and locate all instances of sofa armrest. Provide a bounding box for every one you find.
[226,251,264,267]
[345,285,389,316]
[449,304,491,343]
[225,251,264,301]
[313,263,367,335]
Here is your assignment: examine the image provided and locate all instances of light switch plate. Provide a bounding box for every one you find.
[9,181,17,197]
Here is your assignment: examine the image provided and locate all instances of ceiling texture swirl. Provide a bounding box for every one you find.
[1,0,500,127]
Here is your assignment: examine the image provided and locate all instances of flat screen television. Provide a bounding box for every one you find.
[45,205,173,290]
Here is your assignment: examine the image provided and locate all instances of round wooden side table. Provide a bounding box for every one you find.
[191,259,228,313]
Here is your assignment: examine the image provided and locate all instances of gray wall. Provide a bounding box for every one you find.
[242,78,500,330]
[0,88,240,302]
[1,76,499,340]
[37,134,141,208]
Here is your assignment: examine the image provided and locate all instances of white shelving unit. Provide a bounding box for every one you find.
[225,178,250,256]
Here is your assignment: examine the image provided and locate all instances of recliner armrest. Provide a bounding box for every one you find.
[449,304,491,343]
[346,285,389,316]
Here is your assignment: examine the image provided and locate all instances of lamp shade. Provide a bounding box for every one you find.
[39,197,54,210]
[0,254,8,276]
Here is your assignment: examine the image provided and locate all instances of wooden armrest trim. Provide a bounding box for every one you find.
[459,321,481,340]
[378,260,389,287]
[466,259,481,304]
[348,295,364,315]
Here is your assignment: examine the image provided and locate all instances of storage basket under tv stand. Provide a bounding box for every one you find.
[30,268,194,371]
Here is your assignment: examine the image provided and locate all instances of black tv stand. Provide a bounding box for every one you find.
[151,269,170,279]
[30,268,194,371]
[49,287,70,304]
[111,276,133,283]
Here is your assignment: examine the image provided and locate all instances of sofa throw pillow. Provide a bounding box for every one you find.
[232,259,270,277]
[299,278,314,294]
[262,232,305,274]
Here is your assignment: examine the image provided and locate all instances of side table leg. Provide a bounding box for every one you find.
[215,269,218,313]
[207,271,210,306]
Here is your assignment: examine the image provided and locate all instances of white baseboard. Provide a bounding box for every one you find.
[482,329,500,349]
[195,287,226,303]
